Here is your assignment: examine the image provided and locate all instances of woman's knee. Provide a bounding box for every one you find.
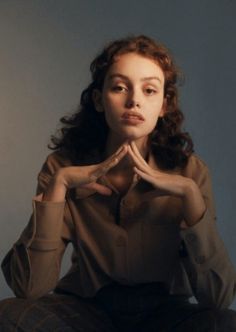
[0,297,34,330]
[0,294,116,332]
[0,295,79,331]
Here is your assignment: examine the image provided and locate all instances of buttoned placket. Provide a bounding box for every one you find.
[102,173,140,226]
[102,173,140,283]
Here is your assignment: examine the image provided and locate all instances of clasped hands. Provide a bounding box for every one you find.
[45,141,206,227]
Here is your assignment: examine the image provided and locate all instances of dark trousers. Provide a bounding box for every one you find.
[0,282,236,331]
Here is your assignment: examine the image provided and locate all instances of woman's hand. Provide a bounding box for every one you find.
[128,141,206,227]
[43,144,128,202]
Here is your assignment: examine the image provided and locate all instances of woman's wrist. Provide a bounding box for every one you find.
[181,179,206,227]
[43,171,67,202]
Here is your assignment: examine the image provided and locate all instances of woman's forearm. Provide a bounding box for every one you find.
[182,179,206,227]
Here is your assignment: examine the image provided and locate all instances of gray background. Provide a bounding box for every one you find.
[0,0,235,309]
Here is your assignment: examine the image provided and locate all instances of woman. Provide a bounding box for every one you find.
[0,35,235,331]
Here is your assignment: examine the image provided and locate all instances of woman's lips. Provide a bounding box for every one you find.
[121,111,145,125]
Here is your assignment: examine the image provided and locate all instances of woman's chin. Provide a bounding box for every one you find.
[121,131,149,142]
[108,127,150,143]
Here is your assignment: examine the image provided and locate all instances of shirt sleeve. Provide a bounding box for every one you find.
[180,162,236,309]
[1,154,73,299]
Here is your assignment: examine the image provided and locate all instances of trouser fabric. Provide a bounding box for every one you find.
[0,282,236,331]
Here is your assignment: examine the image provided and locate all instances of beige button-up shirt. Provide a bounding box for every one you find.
[2,151,236,309]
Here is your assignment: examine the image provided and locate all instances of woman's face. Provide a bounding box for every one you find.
[94,52,165,142]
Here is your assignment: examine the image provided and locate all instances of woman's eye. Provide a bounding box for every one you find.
[145,88,157,95]
[112,85,127,92]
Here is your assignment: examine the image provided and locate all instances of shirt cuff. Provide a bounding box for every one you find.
[16,198,65,251]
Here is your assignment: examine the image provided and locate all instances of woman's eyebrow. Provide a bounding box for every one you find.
[108,73,162,83]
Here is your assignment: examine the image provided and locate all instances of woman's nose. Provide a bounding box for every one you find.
[125,91,141,109]
[126,100,140,108]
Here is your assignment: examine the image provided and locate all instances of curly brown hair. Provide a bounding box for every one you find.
[49,35,193,169]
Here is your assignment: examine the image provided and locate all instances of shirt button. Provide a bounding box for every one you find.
[116,236,126,247]
[120,199,126,206]
[195,255,205,264]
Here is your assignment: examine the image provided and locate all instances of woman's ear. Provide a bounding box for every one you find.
[160,98,167,117]
[92,89,104,113]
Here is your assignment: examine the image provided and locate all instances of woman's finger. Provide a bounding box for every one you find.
[103,144,128,170]
[133,166,154,182]
[130,141,149,166]
[133,167,167,196]
[128,145,148,173]
[82,182,112,195]
[92,144,128,179]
